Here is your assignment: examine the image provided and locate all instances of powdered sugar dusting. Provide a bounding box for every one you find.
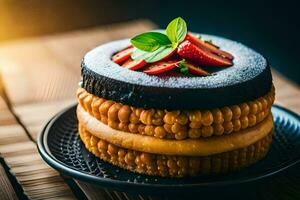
[84,34,267,89]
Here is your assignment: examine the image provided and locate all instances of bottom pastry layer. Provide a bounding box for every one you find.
[78,124,272,177]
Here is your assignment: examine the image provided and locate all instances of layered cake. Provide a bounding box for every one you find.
[76,18,275,177]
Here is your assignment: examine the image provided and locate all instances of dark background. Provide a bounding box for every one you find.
[0,0,299,85]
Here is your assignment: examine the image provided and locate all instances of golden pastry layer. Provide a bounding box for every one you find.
[79,124,272,177]
[77,104,273,156]
[77,86,275,140]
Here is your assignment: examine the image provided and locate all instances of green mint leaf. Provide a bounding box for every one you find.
[177,59,189,75]
[131,45,174,63]
[166,17,187,44]
[180,67,189,75]
[130,32,171,52]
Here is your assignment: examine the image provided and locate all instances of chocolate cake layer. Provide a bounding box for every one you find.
[81,33,272,110]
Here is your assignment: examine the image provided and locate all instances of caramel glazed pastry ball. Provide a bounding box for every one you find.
[77,35,275,177]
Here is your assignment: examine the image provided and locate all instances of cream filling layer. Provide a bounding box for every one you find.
[77,104,273,156]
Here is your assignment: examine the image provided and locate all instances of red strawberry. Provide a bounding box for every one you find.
[122,58,147,70]
[143,60,181,75]
[185,33,234,60]
[186,62,209,76]
[177,41,233,67]
[112,46,134,64]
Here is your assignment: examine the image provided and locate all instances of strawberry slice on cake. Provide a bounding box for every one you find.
[111,17,234,76]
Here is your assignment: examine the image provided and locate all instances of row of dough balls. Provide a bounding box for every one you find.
[77,86,275,140]
[79,124,272,177]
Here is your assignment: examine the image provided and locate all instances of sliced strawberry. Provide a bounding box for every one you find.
[143,60,181,75]
[185,33,234,60]
[122,58,147,70]
[112,47,134,64]
[186,62,209,76]
[204,40,220,50]
[177,41,233,67]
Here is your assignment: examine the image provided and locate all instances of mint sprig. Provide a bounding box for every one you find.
[130,32,171,52]
[131,45,174,63]
[166,17,187,46]
[130,17,187,63]
[177,59,189,75]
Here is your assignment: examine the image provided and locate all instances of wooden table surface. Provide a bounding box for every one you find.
[0,20,299,200]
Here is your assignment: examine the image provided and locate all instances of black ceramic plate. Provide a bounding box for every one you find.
[37,104,300,194]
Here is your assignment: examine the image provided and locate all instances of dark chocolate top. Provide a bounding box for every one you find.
[81,34,272,110]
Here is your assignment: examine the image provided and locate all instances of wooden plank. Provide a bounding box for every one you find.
[0,97,16,126]
[0,126,29,145]
[0,41,80,105]
[0,164,18,200]
[0,96,75,199]
[13,99,76,140]
[0,142,76,199]
[0,20,156,199]
[0,20,156,105]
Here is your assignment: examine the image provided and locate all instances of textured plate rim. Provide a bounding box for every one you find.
[37,104,300,191]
